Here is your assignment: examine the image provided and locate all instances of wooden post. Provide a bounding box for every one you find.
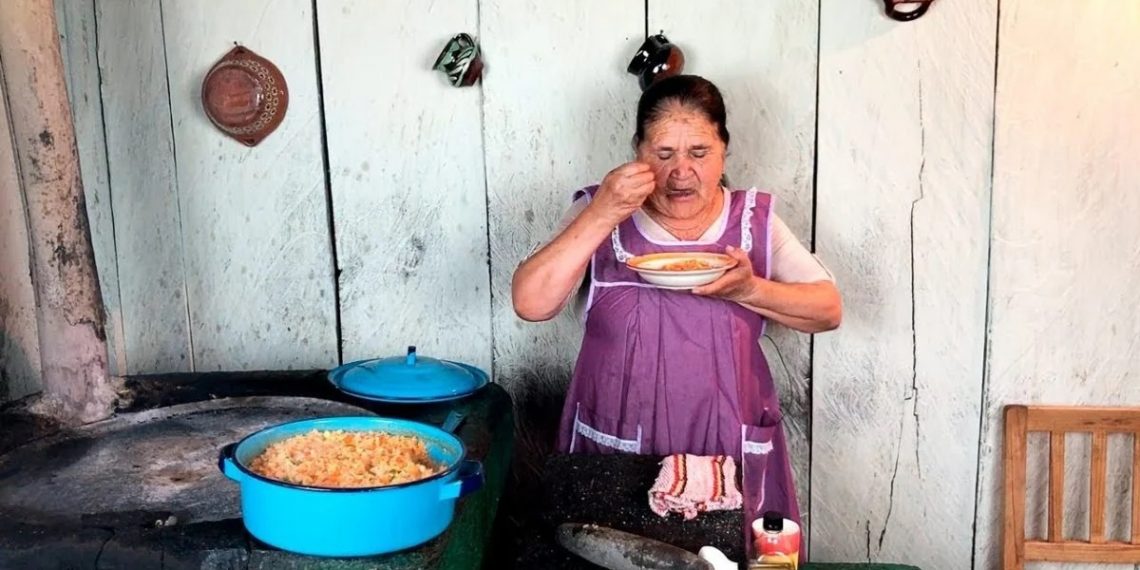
[1003,405,1028,570]
[0,0,116,423]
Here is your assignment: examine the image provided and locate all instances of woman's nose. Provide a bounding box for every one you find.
[668,160,695,178]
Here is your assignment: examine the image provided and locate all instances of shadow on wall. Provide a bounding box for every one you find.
[504,362,573,481]
[489,361,572,564]
[0,329,40,404]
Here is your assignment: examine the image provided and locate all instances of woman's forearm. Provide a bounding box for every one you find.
[511,205,615,322]
[737,278,842,333]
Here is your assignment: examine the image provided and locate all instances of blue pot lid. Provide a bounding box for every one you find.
[328,346,488,403]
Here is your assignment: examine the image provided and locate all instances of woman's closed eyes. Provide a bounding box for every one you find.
[654,147,711,161]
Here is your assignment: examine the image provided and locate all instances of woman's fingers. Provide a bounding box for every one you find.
[693,248,754,300]
[690,281,720,296]
[624,170,656,186]
[620,161,653,174]
[724,245,752,269]
[609,162,652,181]
[592,161,658,224]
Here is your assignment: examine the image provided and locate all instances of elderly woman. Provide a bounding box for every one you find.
[511,75,840,535]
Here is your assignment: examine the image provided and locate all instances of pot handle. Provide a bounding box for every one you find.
[441,410,467,433]
[218,443,243,482]
[439,460,483,501]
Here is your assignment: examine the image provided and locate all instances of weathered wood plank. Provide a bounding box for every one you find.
[973,1,1140,569]
[0,67,43,403]
[648,0,818,539]
[94,0,191,374]
[159,0,336,371]
[317,0,490,371]
[54,0,124,377]
[812,0,996,566]
[481,0,644,470]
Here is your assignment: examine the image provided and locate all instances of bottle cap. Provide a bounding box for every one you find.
[762,511,784,532]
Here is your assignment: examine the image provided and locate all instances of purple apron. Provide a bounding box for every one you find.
[556,186,802,560]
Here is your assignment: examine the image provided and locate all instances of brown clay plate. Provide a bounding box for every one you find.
[201,45,288,147]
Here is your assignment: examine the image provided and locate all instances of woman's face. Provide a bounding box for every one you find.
[636,103,727,221]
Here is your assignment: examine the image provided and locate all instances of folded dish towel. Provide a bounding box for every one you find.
[648,454,743,519]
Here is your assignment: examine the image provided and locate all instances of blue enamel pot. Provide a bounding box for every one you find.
[217,415,483,557]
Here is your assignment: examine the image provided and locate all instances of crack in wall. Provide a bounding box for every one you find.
[878,410,904,552]
[865,519,872,563]
[909,61,927,479]
[878,59,930,558]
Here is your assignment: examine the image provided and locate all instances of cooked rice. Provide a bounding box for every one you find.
[661,259,715,271]
[248,430,443,488]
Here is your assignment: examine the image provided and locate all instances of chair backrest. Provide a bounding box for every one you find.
[1002,405,1140,569]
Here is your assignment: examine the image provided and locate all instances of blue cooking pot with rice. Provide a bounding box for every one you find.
[217,415,483,557]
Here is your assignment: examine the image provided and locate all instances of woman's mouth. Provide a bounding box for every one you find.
[665,188,697,200]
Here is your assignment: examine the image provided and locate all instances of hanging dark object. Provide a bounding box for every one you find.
[627,33,685,92]
[433,33,483,87]
[884,0,934,21]
[201,45,288,147]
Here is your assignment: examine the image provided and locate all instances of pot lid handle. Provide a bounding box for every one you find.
[406,345,417,366]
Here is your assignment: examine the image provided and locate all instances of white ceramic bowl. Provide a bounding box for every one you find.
[626,252,737,289]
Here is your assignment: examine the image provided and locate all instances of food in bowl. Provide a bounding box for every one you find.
[625,252,737,289]
[248,429,443,488]
[660,258,717,271]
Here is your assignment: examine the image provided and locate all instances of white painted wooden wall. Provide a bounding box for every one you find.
[0,1,1134,568]
[974,2,1140,570]
[813,1,996,566]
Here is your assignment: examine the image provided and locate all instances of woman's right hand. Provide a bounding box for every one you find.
[588,162,657,226]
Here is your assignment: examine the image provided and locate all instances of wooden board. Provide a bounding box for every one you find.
[0,68,43,402]
[55,0,124,376]
[973,2,1140,568]
[317,0,491,371]
[93,0,191,374]
[159,0,336,371]
[812,1,996,566]
[481,0,644,470]
[647,0,819,538]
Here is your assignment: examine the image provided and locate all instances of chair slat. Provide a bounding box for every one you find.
[1049,432,1065,542]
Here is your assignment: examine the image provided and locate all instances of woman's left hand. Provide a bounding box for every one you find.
[691,246,758,303]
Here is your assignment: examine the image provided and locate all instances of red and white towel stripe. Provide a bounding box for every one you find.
[648,454,743,520]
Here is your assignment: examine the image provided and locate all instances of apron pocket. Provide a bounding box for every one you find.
[569,401,643,455]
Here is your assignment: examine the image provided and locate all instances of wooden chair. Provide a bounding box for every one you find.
[1003,405,1140,568]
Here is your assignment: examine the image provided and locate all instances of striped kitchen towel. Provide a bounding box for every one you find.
[648,454,742,519]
